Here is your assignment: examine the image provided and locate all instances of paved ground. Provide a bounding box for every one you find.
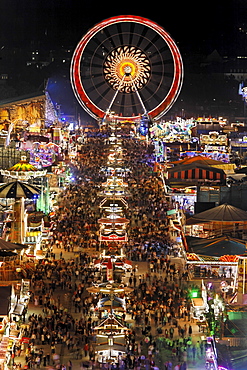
[13,246,208,370]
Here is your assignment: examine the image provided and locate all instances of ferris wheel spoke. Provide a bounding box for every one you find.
[152,70,173,80]
[82,61,103,69]
[143,34,160,52]
[103,28,117,49]
[144,86,161,103]
[150,45,169,59]
[152,59,173,67]
[136,26,149,48]
[139,91,151,111]
[86,81,105,94]
[84,49,105,60]
[94,94,105,105]
[152,71,165,77]
[129,94,138,115]
[116,23,124,45]
[94,87,112,105]
[163,72,174,78]
[119,94,126,115]
[148,79,162,91]
[81,73,103,80]
[128,23,136,45]
[102,87,112,101]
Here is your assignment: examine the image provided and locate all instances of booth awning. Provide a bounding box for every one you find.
[187,235,247,257]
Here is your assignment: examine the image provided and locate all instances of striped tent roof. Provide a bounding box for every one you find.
[168,163,226,183]
[0,181,40,199]
[188,203,247,222]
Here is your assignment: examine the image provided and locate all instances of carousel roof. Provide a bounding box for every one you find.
[187,235,247,256]
[187,203,247,223]
[0,181,41,199]
[1,157,47,180]
[8,160,38,172]
[0,238,27,250]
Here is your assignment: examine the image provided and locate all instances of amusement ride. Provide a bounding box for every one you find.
[70,15,183,123]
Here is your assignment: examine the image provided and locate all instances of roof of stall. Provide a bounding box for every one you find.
[187,235,247,256]
[187,203,247,223]
[170,155,226,166]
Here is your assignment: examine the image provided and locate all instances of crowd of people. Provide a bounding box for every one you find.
[13,130,205,370]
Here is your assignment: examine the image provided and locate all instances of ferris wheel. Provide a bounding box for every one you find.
[70,15,183,122]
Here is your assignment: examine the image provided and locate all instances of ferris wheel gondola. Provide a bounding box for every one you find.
[71,15,183,122]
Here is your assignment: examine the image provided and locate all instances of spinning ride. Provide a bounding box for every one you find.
[71,15,183,121]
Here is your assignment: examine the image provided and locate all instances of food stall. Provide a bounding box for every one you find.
[189,280,208,321]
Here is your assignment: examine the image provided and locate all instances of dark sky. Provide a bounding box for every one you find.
[1,0,247,122]
[0,0,245,55]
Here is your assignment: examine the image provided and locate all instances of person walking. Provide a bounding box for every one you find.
[83,343,89,357]
[67,360,72,370]
[169,327,174,339]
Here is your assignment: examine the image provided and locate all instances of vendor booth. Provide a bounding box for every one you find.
[190,280,208,321]
[186,234,244,282]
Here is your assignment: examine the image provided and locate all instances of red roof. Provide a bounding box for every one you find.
[171,155,224,166]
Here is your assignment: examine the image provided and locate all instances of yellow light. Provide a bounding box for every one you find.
[117,59,138,80]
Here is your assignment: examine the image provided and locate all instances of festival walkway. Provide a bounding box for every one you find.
[17,245,207,370]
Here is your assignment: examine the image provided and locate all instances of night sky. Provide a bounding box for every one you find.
[0,1,243,53]
[1,1,247,122]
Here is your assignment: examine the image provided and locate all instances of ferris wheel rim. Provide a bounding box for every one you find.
[70,15,183,121]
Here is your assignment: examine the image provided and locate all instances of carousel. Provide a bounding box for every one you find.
[185,203,247,238]
[0,156,47,181]
[0,156,48,253]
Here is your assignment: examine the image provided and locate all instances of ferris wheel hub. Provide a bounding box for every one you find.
[104,46,150,93]
[124,65,132,75]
